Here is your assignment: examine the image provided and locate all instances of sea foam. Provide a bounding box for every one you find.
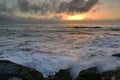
[0,24,120,78]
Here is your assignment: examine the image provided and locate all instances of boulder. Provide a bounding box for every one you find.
[9,77,22,80]
[76,67,101,80]
[101,70,120,80]
[44,75,54,80]
[112,54,120,57]
[54,69,72,80]
[0,60,43,80]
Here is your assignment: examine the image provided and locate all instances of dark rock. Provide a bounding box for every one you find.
[2,60,120,80]
[112,54,120,57]
[54,69,72,80]
[76,67,101,80]
[44,78,54,80]
[0,60,43,80]
[9,77,23,80]
[44,75,54,80]
[20,48,31,51]
[101,70,120,80]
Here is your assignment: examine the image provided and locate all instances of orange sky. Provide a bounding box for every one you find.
[61,0,120,20]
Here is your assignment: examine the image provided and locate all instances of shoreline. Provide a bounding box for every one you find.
[0,60,120,80]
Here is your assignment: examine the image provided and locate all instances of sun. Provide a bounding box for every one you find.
[66,14,85,20]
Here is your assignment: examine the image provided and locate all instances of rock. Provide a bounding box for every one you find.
[2,60,120,80]
[44,77,54,80]
[44,75,54,80]
[0,60,44,80]
[101,70,120,80]
[116,67,120,70]
[101,70,116,80]
[112,54,120,57]
[54,69,72,80]
[9,77,22,80]
[76,67,101,80]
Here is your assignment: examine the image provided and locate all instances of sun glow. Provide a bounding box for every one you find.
[66,14,85,20]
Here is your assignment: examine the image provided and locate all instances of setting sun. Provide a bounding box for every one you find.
[66,14,85,20]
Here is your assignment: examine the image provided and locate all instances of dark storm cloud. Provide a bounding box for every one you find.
[17,0,41,12]
[0,0,99,15]
[58,0,99,13]
[17,0,59,14]
[17,0,99,14]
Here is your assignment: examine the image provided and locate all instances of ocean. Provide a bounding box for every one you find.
[0,23,120,78]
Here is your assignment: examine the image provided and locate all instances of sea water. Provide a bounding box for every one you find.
[0,23,120,78]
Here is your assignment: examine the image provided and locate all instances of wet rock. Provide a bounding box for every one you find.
[9,77,23,80]
[112,54,120,57]
[44,77,54,80]
[76,67,101,80]
[45,75,54,80]
[19,48,31,51]
[54,69,72,80]
[101,70,120,80]
[0,60,43,80]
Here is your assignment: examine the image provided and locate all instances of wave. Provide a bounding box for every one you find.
[0,24,120,78]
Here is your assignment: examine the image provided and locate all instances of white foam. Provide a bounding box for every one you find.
[0,24,120,78]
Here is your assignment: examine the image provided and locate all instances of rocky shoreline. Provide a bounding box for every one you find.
[0,60,120,80]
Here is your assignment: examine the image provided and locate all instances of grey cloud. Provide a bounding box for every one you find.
[17,0,30,12]
[0,3,11,13]
[83,0,98,12]
[17,0,41,12]
[17,0,99,14]
[0,2,16,15]
[58,0,98,13]
[0,13,61,24]
[0,13,35,24]
[17,0,60,14]
[0,2,15,24]
[0,0,99,24]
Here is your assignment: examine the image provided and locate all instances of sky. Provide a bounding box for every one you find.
[0,0,120,24]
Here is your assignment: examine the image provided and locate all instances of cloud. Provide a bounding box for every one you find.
[0,0,99,24]
[58,0,98,13]
[17,0,61,14]
[83,0,98,12]
[0,0,99,14]
[0,3,11,13]
[0,3,15,24]
[17,0,41,12]
[0,13,32,24]
[0,12,62,24]
[17,0,99,14]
